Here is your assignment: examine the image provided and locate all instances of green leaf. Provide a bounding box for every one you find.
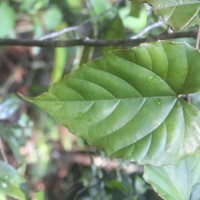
[144,150,200,200]
[21,41,200,166]
[43,6,62,31]
[51,48,67,83]
[0,161,29,200]
[105,180,126,193]
[103,14,125,52]
[133,0,200,30]
[0,2,15,38]
[89,0,112,16]
[35,191,44,200]
[119,3,148,33]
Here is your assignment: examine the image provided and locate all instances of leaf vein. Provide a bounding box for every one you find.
[93,98,146,143]
[86,66,143,97]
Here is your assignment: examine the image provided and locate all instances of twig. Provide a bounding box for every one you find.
[52,150,142,173]
[39,0,122,40]
[39,26,78,40]
[0,135,8,163]
[0,31,197,48]
[195,26,200,49]
[131,20,165,39]
[186,94,191,103]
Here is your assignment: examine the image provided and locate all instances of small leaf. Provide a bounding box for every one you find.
[133,0,200,30]
[105,180,126,193]
[21,41,200,166]
[103,14,125,52]
[51,48,67,83]
[43,6,62,31]
[89,0,112,16]
[0,2,15,37]
[0,95,20,121]
[0,161,29,200]
[144,150,200,200]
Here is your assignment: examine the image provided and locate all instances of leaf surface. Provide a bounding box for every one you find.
[21,41,200,166]
[0,161,29,200]
[133,0,200,30]
[144,150,200,200]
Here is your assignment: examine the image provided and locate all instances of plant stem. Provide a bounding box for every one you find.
[0,135,8,163]
[186,94,191,103]
[0,31,197,48]
[195,26,200,49]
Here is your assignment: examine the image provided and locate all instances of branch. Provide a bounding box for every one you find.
[51,150,142,173]
[131,20,165,39]
[39,0,123,40]
[0,31,196,48]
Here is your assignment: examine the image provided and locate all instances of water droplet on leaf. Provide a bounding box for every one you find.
[76,112,83,118]
[146,75,154,82]
[155,98,161,106]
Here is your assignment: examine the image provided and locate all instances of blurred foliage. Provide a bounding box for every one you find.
[0,161,29,200]
[0,0,197,199]
[0,2,16,38]
[0,95,33,164]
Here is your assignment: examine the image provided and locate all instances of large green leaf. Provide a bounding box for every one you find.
[144,150,200,200]
[133,0,200,30]
[0,161,29,200]
[21,41,200,166]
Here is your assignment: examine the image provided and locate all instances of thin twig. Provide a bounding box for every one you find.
[0,31,197,48]
[0,135,8,163]
[39,26,78,40]
[195,26,200,49]
[39,0,122,40]
[186,94,191,103]
[131,20,165,39]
